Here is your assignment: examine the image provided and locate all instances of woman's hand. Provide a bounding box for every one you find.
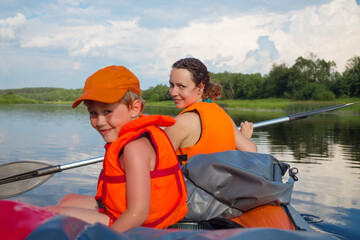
[233,120,257,153]
[240,121,254,139]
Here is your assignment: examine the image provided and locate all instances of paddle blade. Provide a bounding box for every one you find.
[0,161,54,199]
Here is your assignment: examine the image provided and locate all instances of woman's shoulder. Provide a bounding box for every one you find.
[168,111,201,135]
[175,110,200,124]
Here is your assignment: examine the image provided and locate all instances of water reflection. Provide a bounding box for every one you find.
[228,109,360,167]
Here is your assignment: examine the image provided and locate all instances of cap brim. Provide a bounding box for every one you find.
[72,88,128,108]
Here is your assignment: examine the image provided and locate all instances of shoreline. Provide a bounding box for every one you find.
[145,98,360,115]
[1,98,359,114]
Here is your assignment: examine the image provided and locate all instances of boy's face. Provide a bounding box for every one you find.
[85,100,133,143]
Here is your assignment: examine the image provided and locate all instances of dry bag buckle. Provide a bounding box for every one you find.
[289,167,299,181]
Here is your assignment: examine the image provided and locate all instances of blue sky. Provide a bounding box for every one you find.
[1,0,359,90]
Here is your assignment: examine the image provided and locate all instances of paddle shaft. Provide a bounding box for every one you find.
[238,102,357,130]
[60,156,103,171]
[0,156,103,185]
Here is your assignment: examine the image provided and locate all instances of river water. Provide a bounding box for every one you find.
[0,104,359,239]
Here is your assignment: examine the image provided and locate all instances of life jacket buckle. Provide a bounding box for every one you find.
[96,198,107,212]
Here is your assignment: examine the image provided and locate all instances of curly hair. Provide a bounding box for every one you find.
[172,58,222,100]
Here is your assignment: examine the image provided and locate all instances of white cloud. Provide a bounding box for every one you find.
[0,13,26,40]
[14,0,360,72]
[72,61,82,70]
[158,13,284,72]
[20,18,146,57]
[241,36,279,74]
[1,0,359,89]
[156,0,360,76]
[272,0,360,71]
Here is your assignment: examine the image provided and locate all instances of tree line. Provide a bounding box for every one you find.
[143,54,360,102]
[1,54,359,103]
[0,88,83,103]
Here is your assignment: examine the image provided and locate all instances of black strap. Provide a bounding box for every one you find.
[168,217,243,230]
[96,197,107,212]
[207,217,244,229]
[281,204,304,231]
[177,155,188,165]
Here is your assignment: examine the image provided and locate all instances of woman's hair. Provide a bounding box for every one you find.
[121,91,145,112]
[172,57,222,100]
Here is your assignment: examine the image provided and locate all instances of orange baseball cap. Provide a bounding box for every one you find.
[72,65,141,108]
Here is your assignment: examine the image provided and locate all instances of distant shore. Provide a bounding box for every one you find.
[1,93,359,114]
[145,98,360,114]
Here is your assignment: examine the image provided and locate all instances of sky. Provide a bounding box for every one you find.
[1,0,360,90]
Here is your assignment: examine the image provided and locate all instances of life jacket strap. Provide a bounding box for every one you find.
[95,196,117,225]
[95,196,107,213]
[177,155,188,165]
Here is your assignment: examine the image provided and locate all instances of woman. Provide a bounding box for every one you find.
[165,58,293,230]
[165,57,257,164]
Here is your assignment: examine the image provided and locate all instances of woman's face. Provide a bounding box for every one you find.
[169,68,204,109]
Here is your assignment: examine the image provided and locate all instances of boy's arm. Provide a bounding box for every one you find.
[110,137,154,233]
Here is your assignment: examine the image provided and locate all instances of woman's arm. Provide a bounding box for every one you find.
[232,120,258,153]
[110,137,155,233]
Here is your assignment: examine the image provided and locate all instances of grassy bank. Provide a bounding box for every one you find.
[0,93,42,104]
[146,98,360,114]
[2,93,359,114]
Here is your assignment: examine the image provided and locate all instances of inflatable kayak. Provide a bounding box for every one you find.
[0,151,337,239]
[1,200,338,240]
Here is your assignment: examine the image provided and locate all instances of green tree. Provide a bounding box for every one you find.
[212,72,264,99]
[294,83,335,101]
[238,73,264,99]
[314,58,336,85]
[264,63,291,98]
[287,54,338,100]
[342,56,360,97]
[211,72,236,99]
[0,88,82,102]
[149,93,160,102]
[142,84,172,102]
[288,56,316,98]
[0,92,42,104]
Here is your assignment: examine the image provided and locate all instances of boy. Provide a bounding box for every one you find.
[47,66,187,233]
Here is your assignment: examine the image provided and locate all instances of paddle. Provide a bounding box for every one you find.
[238,102,357,130]
[0,102,356,199]
[0,157,103,199]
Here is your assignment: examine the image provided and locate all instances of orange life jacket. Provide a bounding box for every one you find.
[178,103,293,230]
[176,102,236,164]
[230,205,295,230]
[95,115,188,229]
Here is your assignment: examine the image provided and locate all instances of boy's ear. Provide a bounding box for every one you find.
[130,99,142,118]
